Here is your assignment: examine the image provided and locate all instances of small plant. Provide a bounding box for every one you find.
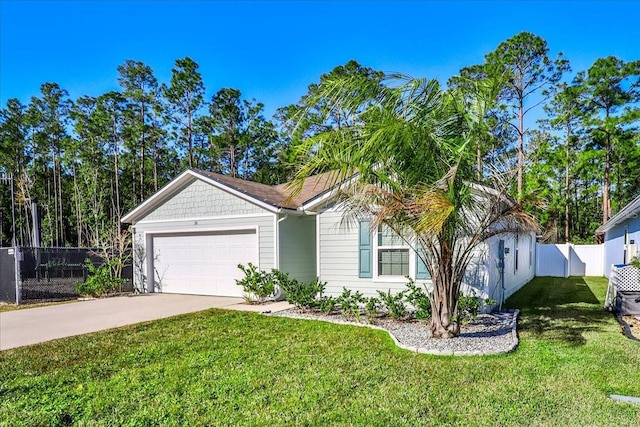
[236,263,275,303]
[457,293,482,323]
[404,278,431,320]
[76,259,125,297]
[336,287,365,322]
[363,296,381,322]
[483,298,497,311]
[377,289,407,319]
[317,295,337,314]
[275,271,326,310]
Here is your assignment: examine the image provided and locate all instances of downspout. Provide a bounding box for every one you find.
[274,213,289,301]
[275,213,288,270]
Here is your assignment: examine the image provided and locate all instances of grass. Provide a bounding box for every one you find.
[1,276,640,426]
[0,299,76,313]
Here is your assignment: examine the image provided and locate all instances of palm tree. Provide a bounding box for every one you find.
[290,74,537,338]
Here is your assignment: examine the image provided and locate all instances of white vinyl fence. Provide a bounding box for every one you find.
[536,244,603,277]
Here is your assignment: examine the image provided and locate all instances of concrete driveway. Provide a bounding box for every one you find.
[0,294,292,351]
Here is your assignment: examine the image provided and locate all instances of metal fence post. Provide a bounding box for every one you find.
[14,246,21,304]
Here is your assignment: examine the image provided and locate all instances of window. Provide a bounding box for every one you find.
[377,225,409,276]
[514,235,519,273]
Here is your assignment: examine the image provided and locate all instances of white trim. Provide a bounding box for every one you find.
[596,193,640,233]
[316,212,321,281]
[122,170,282,224]
[122,170,192,223]
[145,225,258,236]
[302,173,360,211]
[373,225,412,280]
[274,215,279,269]
[146,226,259,294]
[136,212,274,225]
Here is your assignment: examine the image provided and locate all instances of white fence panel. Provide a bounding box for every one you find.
[571,245,603,276]
[536,243,604,277]
[536,244,569,277]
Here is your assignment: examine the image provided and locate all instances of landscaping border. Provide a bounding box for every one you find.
[273,309,520,356]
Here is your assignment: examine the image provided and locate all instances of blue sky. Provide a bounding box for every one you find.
[1,1,639,120]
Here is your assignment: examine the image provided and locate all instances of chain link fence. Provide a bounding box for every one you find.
[0,247,132,304]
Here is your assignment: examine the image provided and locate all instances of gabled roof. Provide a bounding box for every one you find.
[596,194,640,233]
[121,169,340,224]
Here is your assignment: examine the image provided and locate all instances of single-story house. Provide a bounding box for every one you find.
[122,169,535,303]
[596,194,640,278]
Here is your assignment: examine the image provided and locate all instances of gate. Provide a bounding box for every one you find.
[0,248,16,302]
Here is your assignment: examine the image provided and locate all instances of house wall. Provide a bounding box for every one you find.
[316,205,535,302]
[130,179,276,291]
[278,215,317,283]
[142,179,265,221]
[317,207,416,297]
[604,215,640,277]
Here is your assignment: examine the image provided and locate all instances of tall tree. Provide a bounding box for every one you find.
[291,74,537,338]
[474,32,569,201]
[162,57,205,168]
[204,88,277,180]
[577,56,640,224]
[0,99,29,245]
[543,82,584,242]
[117,59,161,203]
[26,83,73,246]
[275,60,384,180]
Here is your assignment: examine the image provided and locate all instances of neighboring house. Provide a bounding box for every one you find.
[122,169,535,304]
[596,194,640,278]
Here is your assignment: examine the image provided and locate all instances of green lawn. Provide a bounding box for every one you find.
[1,277,639,426]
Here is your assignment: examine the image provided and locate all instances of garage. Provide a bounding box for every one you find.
[151,229,258,297]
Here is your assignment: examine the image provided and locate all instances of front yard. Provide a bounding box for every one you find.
[1,277,639,426]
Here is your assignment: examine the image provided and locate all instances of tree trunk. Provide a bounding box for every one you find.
[603,132,611,224]
[429,242,460,338]
[517,98,524,201]
[565,123,571,243]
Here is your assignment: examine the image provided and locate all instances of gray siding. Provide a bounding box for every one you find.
[278,215,316,283]
[141,179,266,222]
[317,206,534,303]
[318,208,416,297]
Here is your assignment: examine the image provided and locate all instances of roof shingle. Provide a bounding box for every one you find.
[192,169,341,210]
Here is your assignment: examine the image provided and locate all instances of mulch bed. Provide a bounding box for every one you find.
[618,315,640,341]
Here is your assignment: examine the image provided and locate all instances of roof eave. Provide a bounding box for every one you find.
[596,194,640,233]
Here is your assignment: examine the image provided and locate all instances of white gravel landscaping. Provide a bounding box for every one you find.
[273,309,519,356]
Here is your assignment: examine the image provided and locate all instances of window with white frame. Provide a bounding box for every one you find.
[377,225,409,276]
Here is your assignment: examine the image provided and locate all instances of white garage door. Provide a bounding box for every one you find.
[152,230,258,296]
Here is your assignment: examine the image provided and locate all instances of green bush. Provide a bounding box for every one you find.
[236,263,275,302]
[363,296,381,322]
[377,289,407,319]
[275,271,326,310]
[76,259,124,297]
[336,287,365,321]
[404,279,431,320]
[317,295,337,313]
[457,293,481,323]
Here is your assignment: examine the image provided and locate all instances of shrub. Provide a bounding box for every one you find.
[457,293,482,323]
[236,263,276,303]
[275,271,326,310]
[336,287,365,321]
[377,289,407,319]
[404,279,431,320]
[363,296,381,322]
[76,259,125,297]
[317,295,337,314]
